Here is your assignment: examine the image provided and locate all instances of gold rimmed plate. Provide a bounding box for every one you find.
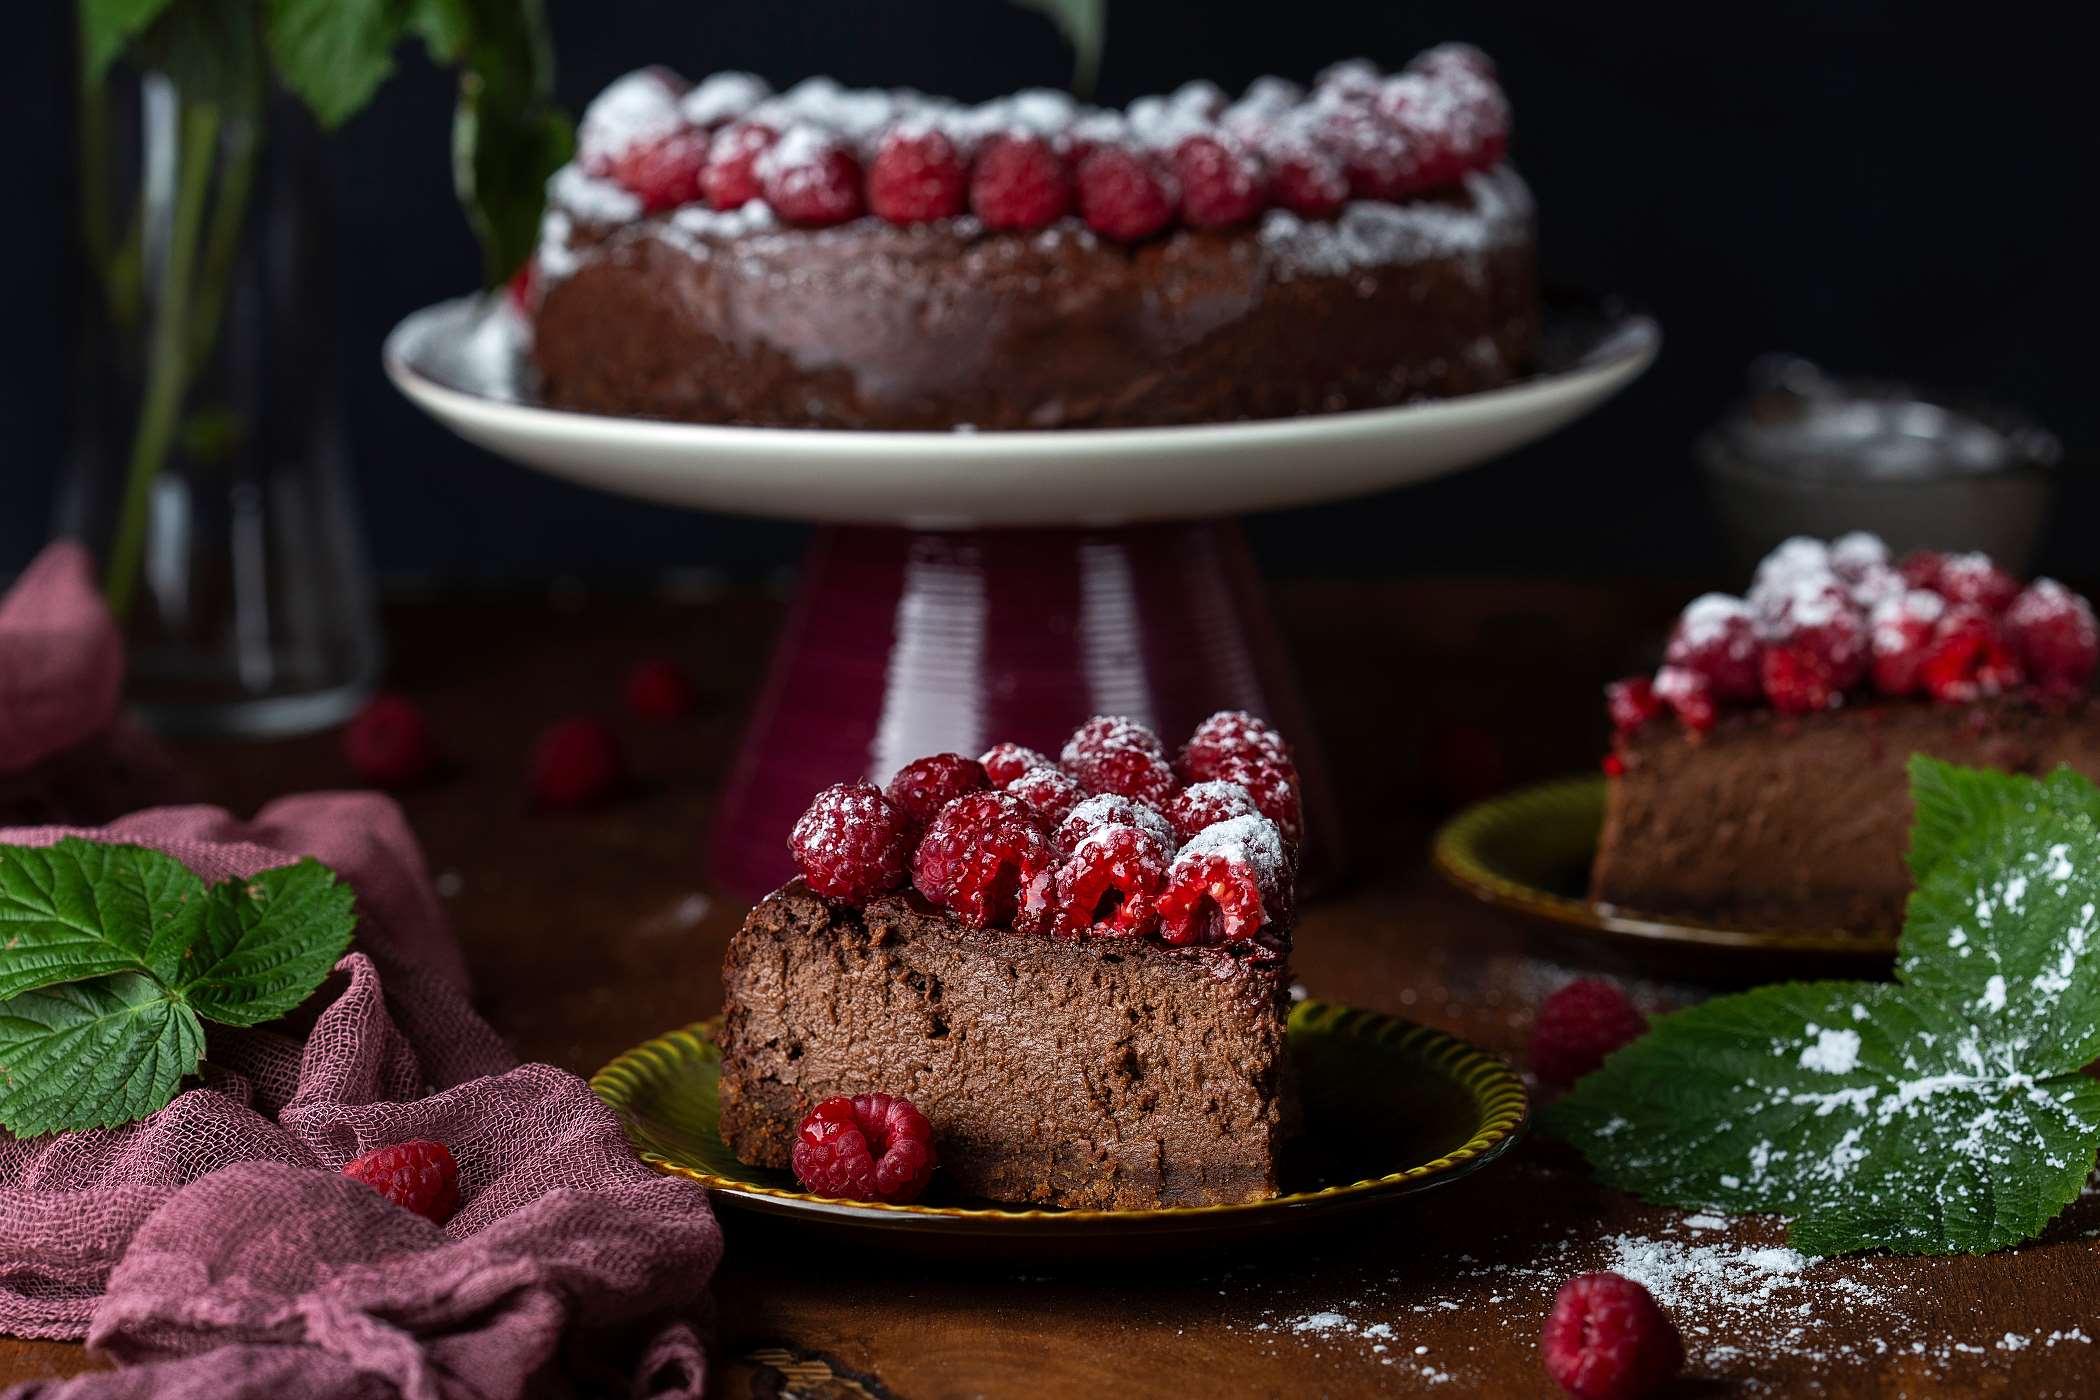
[1433,774,1898,962]
[591,1000,1526,1253]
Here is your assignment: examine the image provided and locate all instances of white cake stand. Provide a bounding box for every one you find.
[384,295,1657,897]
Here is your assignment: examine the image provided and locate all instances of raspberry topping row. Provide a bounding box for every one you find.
[1609,533,2097,741]
[787,711,1302,946]
[570,46,1509,235]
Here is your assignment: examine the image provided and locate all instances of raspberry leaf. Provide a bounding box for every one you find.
[0,975,205,1138]
[1548,761,2100,1255]
[0,839,204,999]
[171,858,357,1027]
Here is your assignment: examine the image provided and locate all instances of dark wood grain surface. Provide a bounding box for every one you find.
[4,580,2095,1398]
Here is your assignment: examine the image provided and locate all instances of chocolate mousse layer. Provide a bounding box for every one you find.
[1591,696,2100,934]
[717,880,1294,1209]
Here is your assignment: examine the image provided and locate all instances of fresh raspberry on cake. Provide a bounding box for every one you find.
[869,121,969,224]
[758,125,867,226]
[1172,131,1269,229]
[1164,780,1262,843]
[1868,589,1946,696]
[624,658,698,719]
[1898,548,1945,590]
[1053,823,1171,936]
[969,131,1071,231]
[1060,715,1178,805]
[791,1093,938,1204]
[1317,101,1424,201]
[911,791,1056,929]
[1661,594,1761,703]
[1650,666,1716,732]
[1930,551,2020,613]
[578,69,689,187]
[1203,752,1305,846]
[1752,536,1832,592]
[1179,709,1291,780]
[701,119,777,209]
[884,753,990,824]
[1756,586,1868,712]
[790,780,915,902]
[979,742,1052,788]
[1605,677,1664,734]
[344,694,438,788]
[1541,1271,1684,1400]
[1408,42,1498,82]
[1314,58,1384,104]
[680,71,771,129]
[1828,529,1890,583]
[1005,765,1087,828]
[1076,143,1177,242]
[1155,814,1289,945]
[341,1140,461,1224]
[1373,68,1507,189]
[2005,579,2100,691]
[1055,791,1176,856]
[1921,606,2024,703]
[528,717,625,808]
[600,126,711,212]
[1529,979,1646,1086]
[1259,113,1350,218]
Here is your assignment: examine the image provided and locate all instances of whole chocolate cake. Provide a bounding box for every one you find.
[530,47,1537,430]
[1594,535,2100,933]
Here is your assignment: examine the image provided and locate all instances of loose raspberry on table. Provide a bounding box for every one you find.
[1005,765,1087,828]
[789,780,915,902]
[1054,823,1171,937]
[868,122,969,224]
[1930,551,2020,614]
[791,1093,939,1204]
[1204,752,1304,847]
[1529,979,1646,1087]
[1076,144,1177,242]
[969,131,1071,231]
[1164,780,1262,843]
[883,753,989,825]
[1056,792,1176,856]
[758,125,866,227]
[979,742,1052,788]
[1178,709,1291,781]
[528,717,625,809]
[1661,594,1761,704]
[1541,1272,1684,1400]
[1061,715,1178,805]
[344,694,438,788]
[701,120,777,209]
[1868,589,1946,696]
[1172,132,1268,229]
[1650,666,1716,732]
[342,1140,461,1224]
[2005,579,2100,691]
[911,791,1056,929]
[1604,677,1664,735]
[1921,607,2025,703]
[1155,815,1288,945]
[624,658,698,720]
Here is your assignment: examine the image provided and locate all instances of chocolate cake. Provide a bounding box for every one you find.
[529,49,1537,430]
[715,713,1304,1209]
[1593,535,2100,933]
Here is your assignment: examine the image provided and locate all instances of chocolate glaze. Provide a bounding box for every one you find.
[1590,696,2100,933]
[532,168,1537,430]
[716,880,1294,1208]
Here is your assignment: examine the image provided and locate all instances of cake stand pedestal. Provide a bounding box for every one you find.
[384,295,1657,901]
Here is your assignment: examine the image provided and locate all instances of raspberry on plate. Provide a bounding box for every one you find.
[1921,607,2025,703]
[790,779,915,902]
[1868,589,1945,696]
[969,131,1071,231]
[1605,677,1665,735]
[883,753,989,824]
[869,121,969,224]
[1178,709,1291,781]
[1529,979,1646,1087]
[758,125,867,227]
[1541,1272,1684,1400]
[343,694,438,788]
[624,658,699,719]
[1056,791,1176,855]
[1005,765,1088,828]
[701,120,777,209]
[1076,143,1177,242]
[1053,823,1171,937]
[791,1093,939,1204]
[1171,132,1268,229]
[341,1140,461,1224]
[2004,579,2100,691]
[911,791,1056,929]
[1154,814,1288,945]
[528,717,626,809]
[1060,715,1178,805]
[1163,779,1262,843]
[979,742,1053,788]
[1661,594,1761,703]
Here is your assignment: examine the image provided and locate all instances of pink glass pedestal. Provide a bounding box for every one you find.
[707,521,1343,902]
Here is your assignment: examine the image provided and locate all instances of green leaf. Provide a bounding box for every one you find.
[1550,761,2100,1256]
[407,0,472,63]
[172,859,357,1027]
[263,0,412,129]
[0,975,204,1138]
[447,0,569,285]
[78,0,180,80]
[0,839,204,999]
[1012,0,1107,96]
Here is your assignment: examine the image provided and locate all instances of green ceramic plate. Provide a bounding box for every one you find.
[591,1000,1526,1248]
[1433,774,1898,959]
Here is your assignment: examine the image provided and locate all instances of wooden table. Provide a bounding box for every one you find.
[5,581,2096,1398]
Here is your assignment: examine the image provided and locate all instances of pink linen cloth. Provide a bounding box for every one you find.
[0,543,123,777]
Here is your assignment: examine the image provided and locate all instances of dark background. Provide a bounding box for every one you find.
[4,1,2089,583]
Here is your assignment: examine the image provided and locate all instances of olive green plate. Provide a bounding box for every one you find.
[1433,774,1898,960]
[591,1000,1525,1248]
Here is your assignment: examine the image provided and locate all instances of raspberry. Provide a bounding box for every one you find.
[911,791,1055,930]
[1529,979,1647,1086]
[1163,779,1262,843]
[1377,64,1511,184]
[1758,588,1869,711]
[1662,594,1761,703]
[979,742,1052,788]
[624,658,698,720]
[758,125,866,227]
[1898,548,1945,590]
[868,122,969,224]
[601,126,710,212]
[883,753,989,824]
[341,1140,460,1224]
[1845,562,1907,613]
[1753,536,1833,592]
[789,780,914,902]
[1601,753,1626,779]
[1054,823,1171,937]
[1759,646,1841,716]
[1075,144,1177,242]
[1005,765,1087,828]
[1318,103,1425,201]
[1930,552,2020,614]
[343,694,437,788]
[790,1094,938,1204]
[1922,607,2025,703]
[1748,571,1851,639]
[1315,58,1385,104]
[528,717,625,809]
[969,131,1070,231]
[1060,715,1177,805]
[701,120,776,209]
[1263,119,1350,218]
[505,257,538,315]
[679,71,771,129]
[1056,792,1176,856]
[2005,579,2100,691]
[1541,1272,1684,1400]
[1155,815,1288,945]
[1828,530,1890,583]
[1172,132,1268,229]
[1408,42,1497,82]
[1604,677,1664,735]
[1205,753,1304,847]
[1868,589,1946,696]
[1178,709,1290,780]
[1650,666,1716,732]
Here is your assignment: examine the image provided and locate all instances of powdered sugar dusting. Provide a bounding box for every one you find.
[680,71,770,128]
[577,69,684,162]
[546,164,644,225]
[1174,814,1288,891]
[1260,166,1531,278]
